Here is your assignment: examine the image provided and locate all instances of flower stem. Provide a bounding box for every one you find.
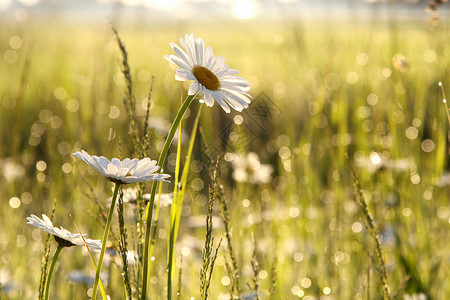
[92,182,121,300]
[141,94,196,299]
[44,244,64,300]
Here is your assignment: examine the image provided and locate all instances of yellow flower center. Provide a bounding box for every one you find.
[193,66,220,91]
[125,172,132,177]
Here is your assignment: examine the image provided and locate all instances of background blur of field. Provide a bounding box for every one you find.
[0,2,449,299]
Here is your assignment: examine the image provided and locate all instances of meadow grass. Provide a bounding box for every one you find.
[0,14,449,300]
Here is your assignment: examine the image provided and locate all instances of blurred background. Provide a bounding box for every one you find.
[1,0,449,299]
[0,0,449,23]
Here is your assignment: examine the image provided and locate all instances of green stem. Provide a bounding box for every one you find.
[44,244,64,300]
[147,181,164,281]
[141,94,196,299]
[92,182,121,300]
[167,224,176,300]
[167,109,183,300]
[168,104,202,300]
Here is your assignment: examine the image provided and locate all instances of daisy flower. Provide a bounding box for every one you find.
[165,33,252,113]
[72,150,170,184]
[27,214,102,250]
[73,150,170,299]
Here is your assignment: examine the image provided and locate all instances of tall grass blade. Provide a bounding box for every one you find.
[141,94,196,299]
[69,215,107,300]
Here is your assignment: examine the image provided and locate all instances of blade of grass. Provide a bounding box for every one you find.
[147,181,165,281]
[141,93,196,299]
[167,105,183,300]
[38,199,57,300]
[92,182,121,300]
[168,104,203,299]
[69,215,107,300]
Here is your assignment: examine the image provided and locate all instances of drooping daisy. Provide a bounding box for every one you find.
[165,33,252,113]
[27,214,102,250]
[28,214,103,300]
[72,150,170,184]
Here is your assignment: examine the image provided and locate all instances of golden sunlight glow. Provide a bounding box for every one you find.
[232,0,258,19]
[120,0,141,5]
[0,0,12,10]
[18,0,41,6]
[146,0,183,10]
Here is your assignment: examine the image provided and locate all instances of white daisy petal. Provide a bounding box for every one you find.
[165,54,192,71]
[180,35,197,65]
[170,43,193,68]
[204,46,214,69]
[213,92,231,113]
[188,82,201,95]
[111,158,122,169]
[210,56,226,74]
[204,90,214,107]
[121,158,131,167]
[42,214,53,227]
[116,168,129,177]
[175,69,196,81]
[222,90,251,109]
[132,158,152,172]
[220,81,251,93]
[107,163,118,176]
[97,156,112,171]
[195,37,205,66]
[216,68,240,77]
[220,75,250,87]
[204,89,215,107]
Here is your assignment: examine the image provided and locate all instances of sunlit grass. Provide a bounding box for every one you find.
[0,15,449,299]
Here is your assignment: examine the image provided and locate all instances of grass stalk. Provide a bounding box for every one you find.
[349,159,391,300]
[250,235,260,300]
[197,130,242,299]
[200,182,222,300]
[117,187,133,299]
[438,82,450,126]
[141,94,196,299]
[147,181,164,281]
[167,113,182,300]
[38,199,57,300]
[110,24,140,154]
[176,257,182,300]
[269,256,277,300]
[168,104,203,298]
[70,215,107,300]
[92,182,121,300]
[44,244,63,300]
